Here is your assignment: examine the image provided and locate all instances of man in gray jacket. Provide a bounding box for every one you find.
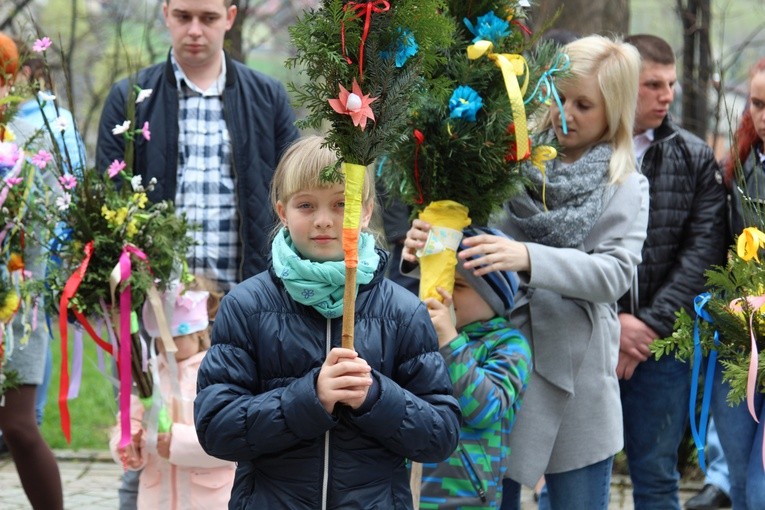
[618,34,728,510]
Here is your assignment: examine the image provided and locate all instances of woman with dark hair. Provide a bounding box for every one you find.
[715,56,765,510]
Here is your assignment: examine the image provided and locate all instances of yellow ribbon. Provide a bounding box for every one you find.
[467,40,530,160]
[531,145,557,211]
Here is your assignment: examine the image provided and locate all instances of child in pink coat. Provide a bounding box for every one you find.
[110,280,235,509]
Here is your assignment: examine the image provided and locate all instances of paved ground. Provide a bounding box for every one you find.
[0,450,702,509]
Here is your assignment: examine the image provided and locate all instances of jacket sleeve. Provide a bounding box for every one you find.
[525,173,650,303]
[168,422,235,469]
[636,146,729,337]
[340,302,462,463]
[96,80,128,173]
[194,295,337,463]
[439,327,531,430]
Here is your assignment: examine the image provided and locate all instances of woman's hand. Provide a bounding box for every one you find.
[317,348,373,414]
[459,233,530,274]
[119,429,145,469]
[402,219,432,263]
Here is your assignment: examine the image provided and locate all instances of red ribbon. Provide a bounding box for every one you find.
[58,240,94,444]
[341,0,390,79]
[413,129,425,205]
[511,19,533,37]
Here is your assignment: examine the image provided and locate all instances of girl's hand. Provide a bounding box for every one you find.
[459,233,530,274]
[156,431,171,460]
[402,219,432,263]
[424,287,458,348]
[119,429,145,469]
[317,348,373,414]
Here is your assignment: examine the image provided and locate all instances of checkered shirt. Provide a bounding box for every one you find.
[172,53,239,291]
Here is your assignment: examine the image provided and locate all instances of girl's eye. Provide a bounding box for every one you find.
[296,202,312,209]
[336,201,345,208]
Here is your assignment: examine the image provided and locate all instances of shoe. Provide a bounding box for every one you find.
[685,484,732,509]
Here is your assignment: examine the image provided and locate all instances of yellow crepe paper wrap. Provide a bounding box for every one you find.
[417,200,471,302]
[467,40,530,160]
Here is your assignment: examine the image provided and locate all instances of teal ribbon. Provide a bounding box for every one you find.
[690,292,719,474]
[524,53,570,135]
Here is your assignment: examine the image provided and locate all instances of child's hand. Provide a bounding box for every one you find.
[424,287,458,348]
[119,429,145,469]
[156,431,171,460]
[317,347,373,414]
[402,219,432,263]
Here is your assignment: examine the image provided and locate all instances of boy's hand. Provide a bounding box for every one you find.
[402,219,431,263]
[317,348,373,414]
[424,287,458,347]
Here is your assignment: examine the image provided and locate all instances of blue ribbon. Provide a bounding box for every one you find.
[690,292,719,474]
[524,53,570,135]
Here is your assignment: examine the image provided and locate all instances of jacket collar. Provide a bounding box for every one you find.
[163,49,238,89]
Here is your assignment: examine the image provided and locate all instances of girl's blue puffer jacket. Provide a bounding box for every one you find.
[194,252,461,509]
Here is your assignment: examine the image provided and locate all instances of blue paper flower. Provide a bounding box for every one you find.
[177,322,190,335]
[381,28,418,68]
[449,85,483,122]
[464,11,511,45]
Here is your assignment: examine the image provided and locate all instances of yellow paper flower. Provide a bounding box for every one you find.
[6,252,24,272]
[736,227,765,261]
[101,205,115,222]
[0,291,20,323]
[126,220,138,238]
[132,193,148,209]
[114,207,128,227]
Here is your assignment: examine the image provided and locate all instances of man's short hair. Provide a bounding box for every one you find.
[165,0,234,6]
[624,34,675,66]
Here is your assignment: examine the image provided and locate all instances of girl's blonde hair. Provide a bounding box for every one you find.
[542,34,640,183]
[270,135,376,217]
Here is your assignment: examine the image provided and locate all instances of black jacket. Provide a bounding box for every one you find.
[618,117,728,337]
[194,252,461,509]
[96,51,300,281]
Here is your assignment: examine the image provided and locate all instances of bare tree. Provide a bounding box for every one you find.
[530,0,630,37]
[677,0,712,138]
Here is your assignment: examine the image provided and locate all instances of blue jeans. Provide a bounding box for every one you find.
[500,457,613,510]
[710,363,765,509]
[620,355,690,510]
[704,417,730,495]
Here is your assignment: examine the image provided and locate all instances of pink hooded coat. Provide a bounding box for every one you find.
[110,350,235,509]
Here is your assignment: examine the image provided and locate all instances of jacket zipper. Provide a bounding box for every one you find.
[322,319,331,510]
[458,443,487,503]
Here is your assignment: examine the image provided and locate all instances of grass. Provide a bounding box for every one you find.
[40,328,117,450]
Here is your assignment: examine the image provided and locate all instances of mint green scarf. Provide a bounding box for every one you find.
[271,227,381,318]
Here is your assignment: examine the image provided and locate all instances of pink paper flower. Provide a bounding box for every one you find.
[0,142,21,170]
[59,174,77,190]
[328,79,377,131]
[32,37,52,53]
[107,159,126,178]
[31,150,53,169]
[141,121,151,141]
[5,177,23,187]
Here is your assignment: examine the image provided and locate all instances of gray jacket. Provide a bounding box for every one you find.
[498,172,649,485]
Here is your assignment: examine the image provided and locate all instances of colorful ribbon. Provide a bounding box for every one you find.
[524,53,570,135]
[467,40,530,160]
[412,129,425,205]
[531,145,557,210]
[690,293,719,473]
[341,0,390,80]
[58,240,94,443]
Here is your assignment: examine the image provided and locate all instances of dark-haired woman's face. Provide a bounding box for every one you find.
[751,71,765,145]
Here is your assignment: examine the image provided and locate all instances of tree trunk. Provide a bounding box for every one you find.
[530,0,630,37]
[677,0,712,139]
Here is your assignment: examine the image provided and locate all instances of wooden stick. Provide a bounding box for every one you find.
[341,268,357,350]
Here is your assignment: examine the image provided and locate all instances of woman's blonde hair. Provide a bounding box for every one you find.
[542,34,640,183]
[270,135,377,225]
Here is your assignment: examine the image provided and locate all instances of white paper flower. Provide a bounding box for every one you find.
[131,175,143,191]
[135,89,153,104]
[53,116,68,132]
[112,120,131,136]
[55,193,72,211]
[39,91,56,102]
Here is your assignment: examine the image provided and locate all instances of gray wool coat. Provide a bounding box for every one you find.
[497,172,649,486]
